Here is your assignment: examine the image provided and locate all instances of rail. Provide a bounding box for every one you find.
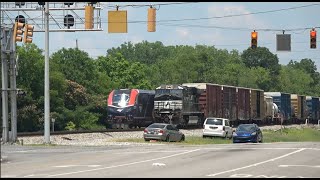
[15,128,145,137]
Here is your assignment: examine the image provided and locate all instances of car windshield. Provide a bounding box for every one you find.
[205,119,223,125]
[237,125,256,132]
[148,124,166,129]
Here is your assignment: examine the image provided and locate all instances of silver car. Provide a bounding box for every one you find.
[143,123,185,142]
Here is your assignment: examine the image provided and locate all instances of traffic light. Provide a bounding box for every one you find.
[23,24,34,43]
[251,31,258,49]
[147,7,156,32]
[85,4,94,29]
[310,29,317,49]
[13,22,24,42]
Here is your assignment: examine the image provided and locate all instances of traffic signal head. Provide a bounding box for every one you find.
[13,22,24,42]
[23,24,34,43]
[147,7,156,32]
[251,31,258,49]
[310,29,317,49]
[85,5,94,29]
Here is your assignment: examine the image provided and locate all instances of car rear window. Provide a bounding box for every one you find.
[205,119,223,125]
[148,124,166,129]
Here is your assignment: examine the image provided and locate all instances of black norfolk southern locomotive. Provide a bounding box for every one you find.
[106,89,155,129]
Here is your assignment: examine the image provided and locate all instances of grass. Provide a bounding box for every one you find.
[262,127,320,142]
[115,127,320,145]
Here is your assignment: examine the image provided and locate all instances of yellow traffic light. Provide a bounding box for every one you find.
[147,7,156,32]
[251,31,258,49]
[310,29,317,49]
[13,22,24,42]
[85,5,94,29]
[23,24,34,43]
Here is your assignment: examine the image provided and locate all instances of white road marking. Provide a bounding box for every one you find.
[115,150,189,154]
[47,149,200,177]
[202,147,320,150]
[279,165,320,168]
[152,163,166,166]
[24,174,50,177]
[54,165,101,168]
[206,148,306,177]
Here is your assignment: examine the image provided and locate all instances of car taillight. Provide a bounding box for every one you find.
[159,129,164,133]
[144,129,148,133]
[223,126,225,131]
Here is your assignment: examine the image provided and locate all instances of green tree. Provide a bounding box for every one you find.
[241,47,281,91]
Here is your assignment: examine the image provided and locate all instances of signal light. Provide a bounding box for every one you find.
[13,22,24,42]
[251,31,258,49]
[310,29,317,49]
[85,5,94,29]
[23,24,34,43]
[147,7,156,32]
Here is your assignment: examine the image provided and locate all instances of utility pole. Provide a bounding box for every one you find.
[1,28,10,143]
[44,2,50,144]
[76,39,78,49]
[10,39,17,142]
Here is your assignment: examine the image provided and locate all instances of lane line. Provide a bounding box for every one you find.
[206,148,306,177]
[202,147,320,150]
[47,148,200,177]
[279,165,320,168]
[54,165,101,168]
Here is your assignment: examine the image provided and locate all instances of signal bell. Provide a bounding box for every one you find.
[310,29,317,49]
[251,31,258,49]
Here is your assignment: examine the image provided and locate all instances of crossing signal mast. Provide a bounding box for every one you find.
[310,28,317,49]
[1,2,103,144]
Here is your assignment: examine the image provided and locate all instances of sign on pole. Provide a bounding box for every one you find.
[276,34,291,51]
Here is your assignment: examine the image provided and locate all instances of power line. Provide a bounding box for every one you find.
[101,3,320,23]
[101,2,201,9]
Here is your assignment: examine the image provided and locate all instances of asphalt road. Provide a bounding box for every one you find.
[1,142,320,178]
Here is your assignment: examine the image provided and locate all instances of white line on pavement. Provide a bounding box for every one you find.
[47,148,200,177]
[279,165,320,168]
[206,148,306,177]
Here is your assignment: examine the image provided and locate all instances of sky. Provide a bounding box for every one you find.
[2,2,320,71]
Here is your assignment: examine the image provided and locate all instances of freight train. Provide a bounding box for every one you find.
[106,84,320,129]
[106,89,155,129]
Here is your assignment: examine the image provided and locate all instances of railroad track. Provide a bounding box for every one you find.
[15,126,202,137]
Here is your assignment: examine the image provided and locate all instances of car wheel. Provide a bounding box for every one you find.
[224,133,228,139]
[144,139,149,142]
[180,135,185,142]
[259,135,263,143]
[203,135,206,138]
[165,135,170,142]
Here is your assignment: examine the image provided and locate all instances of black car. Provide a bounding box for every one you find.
[232,124,263,143]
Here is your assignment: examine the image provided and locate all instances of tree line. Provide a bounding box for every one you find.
[1,41,319,132]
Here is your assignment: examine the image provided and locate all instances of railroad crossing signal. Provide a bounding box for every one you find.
[13,22,24,42]
[251,31,258,49]
[23,24,34,43]
[310,29,317,49]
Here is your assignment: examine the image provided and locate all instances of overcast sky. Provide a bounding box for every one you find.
[3,2,320,71]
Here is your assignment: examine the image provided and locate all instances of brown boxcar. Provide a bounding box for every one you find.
[250,89,265,122]
[222,85,237,121]
[237,87,250,121]
[205,83,223,118]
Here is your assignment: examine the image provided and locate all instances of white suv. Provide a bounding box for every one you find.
[202,117,233,139]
